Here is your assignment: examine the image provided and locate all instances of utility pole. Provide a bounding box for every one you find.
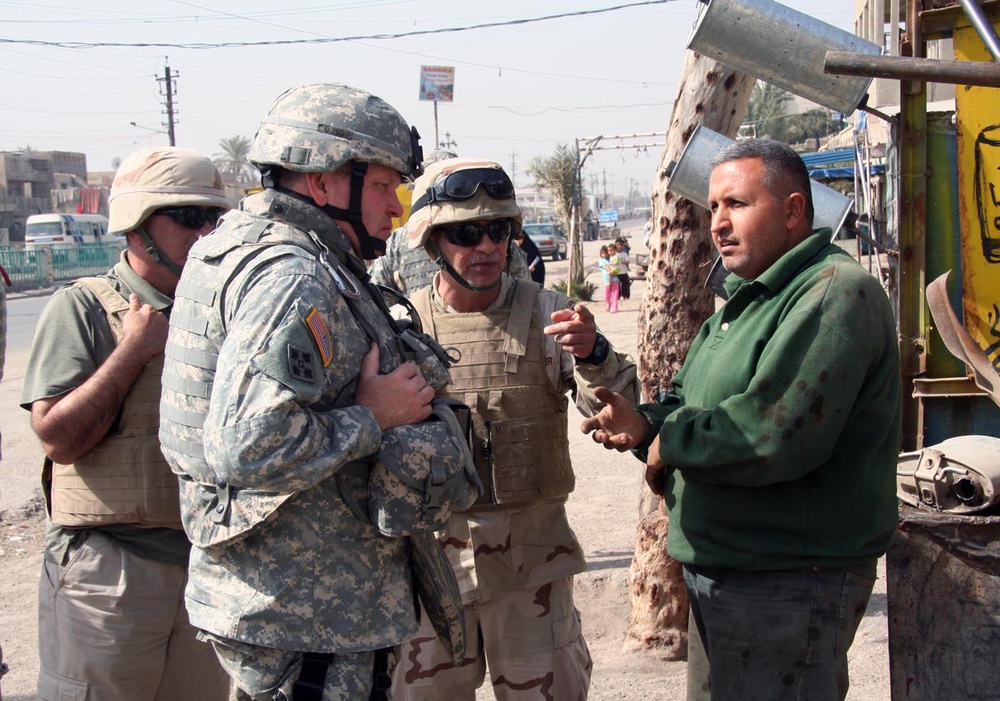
[158,59,177,146]
[509,149,518,189]
[439,131,457,150]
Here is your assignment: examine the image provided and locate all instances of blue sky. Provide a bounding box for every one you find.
[0,0,857,199]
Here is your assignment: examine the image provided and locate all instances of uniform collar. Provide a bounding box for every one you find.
[117,250,173,311]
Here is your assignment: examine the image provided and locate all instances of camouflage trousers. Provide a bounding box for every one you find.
[395,576,592,701]
[206,633,397,701]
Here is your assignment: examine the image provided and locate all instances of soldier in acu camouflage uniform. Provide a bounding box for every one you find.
[20,147,232,701]
[369,150,531,295]
[395,157,639,701]
[158,83,476,701]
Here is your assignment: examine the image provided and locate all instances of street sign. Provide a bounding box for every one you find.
[419,66,455,102]
[598,209,619,223]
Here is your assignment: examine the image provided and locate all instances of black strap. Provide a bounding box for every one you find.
[289,649,392,701]
[370,648,392,701]
[292,652,334,701]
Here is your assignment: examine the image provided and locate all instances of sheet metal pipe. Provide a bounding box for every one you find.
[958,0,1000,62]
[825,51,1000,87]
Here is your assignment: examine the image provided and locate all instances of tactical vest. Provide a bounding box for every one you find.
[397,243,441,294]
[411,281,574,509]
[159,192,426,548]
[43,277,182,529]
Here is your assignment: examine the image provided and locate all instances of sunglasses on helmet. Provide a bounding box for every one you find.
[155,206,225,231]
[411,168,515,214]
[438,219,515,248]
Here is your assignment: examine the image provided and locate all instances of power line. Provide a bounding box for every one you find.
[0,0,673,49]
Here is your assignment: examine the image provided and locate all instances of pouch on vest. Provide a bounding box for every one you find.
[369,398,482,536]
[897,435,1000,514]
[396,324,456,392]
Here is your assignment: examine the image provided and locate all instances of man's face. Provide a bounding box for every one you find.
[145,207,218,267]
[328,163,403,255]
[433,219,509,290]
[708,157,799,281]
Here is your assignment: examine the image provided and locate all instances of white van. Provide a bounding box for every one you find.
[25,213,110,248]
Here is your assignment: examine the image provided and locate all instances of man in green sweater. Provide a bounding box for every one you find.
[582,139,900,701]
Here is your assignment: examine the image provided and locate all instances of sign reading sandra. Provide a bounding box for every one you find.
[419,66,455,103]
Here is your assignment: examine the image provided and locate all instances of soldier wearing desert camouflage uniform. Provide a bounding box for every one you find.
[158,83,478,701]
[395,157,639,700]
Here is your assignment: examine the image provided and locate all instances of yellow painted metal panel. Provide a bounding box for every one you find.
[954,24,1000,371]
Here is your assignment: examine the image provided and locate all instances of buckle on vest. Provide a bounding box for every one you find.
[209,481,231,524]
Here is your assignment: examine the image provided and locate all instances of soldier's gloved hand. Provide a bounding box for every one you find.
[580,386,650,452]
[121,293,168,362]
[356,343,435,431]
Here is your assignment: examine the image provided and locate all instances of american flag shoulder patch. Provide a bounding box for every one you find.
[305,308,334,367]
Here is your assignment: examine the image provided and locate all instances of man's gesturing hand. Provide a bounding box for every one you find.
[580,386,650,452]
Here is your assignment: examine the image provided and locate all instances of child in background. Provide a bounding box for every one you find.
[615,238,631,300]
[598,245,621,313]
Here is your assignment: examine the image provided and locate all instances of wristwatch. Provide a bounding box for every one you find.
[576,333,609,366]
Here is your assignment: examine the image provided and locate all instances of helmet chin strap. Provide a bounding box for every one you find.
[135,225,183,277]
[427,240,513,293]
[319,161,386,260]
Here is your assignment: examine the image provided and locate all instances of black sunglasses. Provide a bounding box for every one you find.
[156,206,225,231]
[439,219,514,247]
[411,168,515,213]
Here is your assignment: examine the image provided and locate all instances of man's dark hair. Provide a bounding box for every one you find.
[710,139,815,228]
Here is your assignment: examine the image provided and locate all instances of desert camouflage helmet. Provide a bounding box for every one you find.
[249,83,422,179]
[108,147,229,235]
[407,157,521,250]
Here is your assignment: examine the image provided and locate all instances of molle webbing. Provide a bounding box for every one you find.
[46,278,181,528]
[411,282,574,508]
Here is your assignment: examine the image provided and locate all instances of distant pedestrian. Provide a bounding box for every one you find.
[643,215,654,248]
[598,244,620,313]
[515,228,545,286]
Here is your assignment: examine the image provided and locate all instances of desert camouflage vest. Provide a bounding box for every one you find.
[160,192,405,548]
[411,280,574,509]
[44,277,182,529]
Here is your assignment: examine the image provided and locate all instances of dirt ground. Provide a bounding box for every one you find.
[0,223,890,700]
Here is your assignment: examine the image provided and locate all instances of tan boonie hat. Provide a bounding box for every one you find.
[406,157,521,250]
[108,147,229,234]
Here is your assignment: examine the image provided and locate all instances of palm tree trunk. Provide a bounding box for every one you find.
[627,51,753,660]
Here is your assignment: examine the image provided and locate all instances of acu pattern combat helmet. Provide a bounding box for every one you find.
[249,83,423,259]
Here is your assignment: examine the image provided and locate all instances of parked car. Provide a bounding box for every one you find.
[632,252,649,280]
[523,223,567,261]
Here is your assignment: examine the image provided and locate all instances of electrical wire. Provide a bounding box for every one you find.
[0,0,673,49]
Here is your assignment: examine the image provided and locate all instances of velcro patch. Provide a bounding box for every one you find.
[288,345,316,382]
[305,308,333,367]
